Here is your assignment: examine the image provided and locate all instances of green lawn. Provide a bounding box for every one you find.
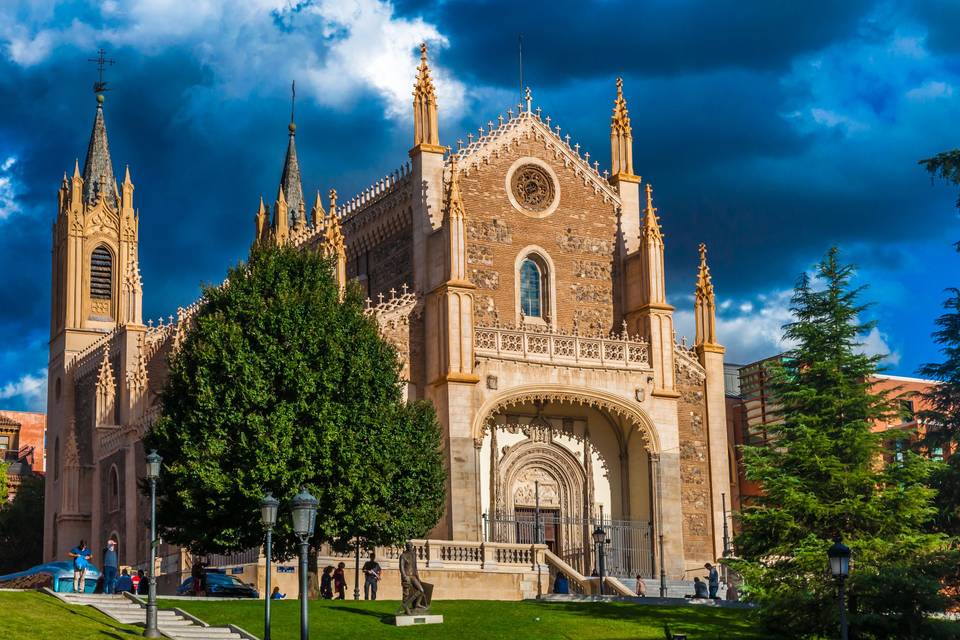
[0,591,143,639]
[162,597,762,640]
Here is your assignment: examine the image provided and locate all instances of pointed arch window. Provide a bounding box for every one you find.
[90,246,112,300]
[108,465,120,512]
[520,257,547,319]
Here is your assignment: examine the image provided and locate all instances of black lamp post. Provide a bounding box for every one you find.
[592,508,608,596]
[144,450,162,638]
[261,493,279,640]
[291,488,318,640]
[827,538,851,640]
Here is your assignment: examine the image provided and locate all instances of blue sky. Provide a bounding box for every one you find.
[1,0,958,411]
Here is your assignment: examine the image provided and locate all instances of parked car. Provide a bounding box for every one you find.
[176,571,259,598]
[0,561,101,592]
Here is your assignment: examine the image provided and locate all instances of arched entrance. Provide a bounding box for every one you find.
[475,387,659,577]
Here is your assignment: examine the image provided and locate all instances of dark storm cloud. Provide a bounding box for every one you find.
[421,0,874,87]
[0,0,958,409]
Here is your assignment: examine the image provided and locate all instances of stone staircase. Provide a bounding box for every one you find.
[44,590,257,640]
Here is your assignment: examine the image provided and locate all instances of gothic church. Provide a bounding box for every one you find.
[45,45,731,583]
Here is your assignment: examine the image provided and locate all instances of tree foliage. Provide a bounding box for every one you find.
[146,244,446,559]
[0,461,7,501]
[919,149,960,209]
[731,247,951,639]
[919,150,960,534]
[0,474,43,573]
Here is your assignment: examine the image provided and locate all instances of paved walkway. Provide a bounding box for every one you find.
[44,590,258,640]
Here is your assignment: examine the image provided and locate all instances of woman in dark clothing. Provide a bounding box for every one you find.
[333,562,347,600]
[320,566,334,600]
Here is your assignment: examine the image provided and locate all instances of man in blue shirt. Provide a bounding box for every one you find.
[102,538,119,594]
[705,562,720,599]
[68,540,93,593]
[115,569,134,593]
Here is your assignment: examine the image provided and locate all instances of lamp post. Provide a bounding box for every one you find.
[827,538,851,640]
[592,506,608,596]
[291,488,318,640]
[261,493,279,640]
[144,450,162,638]
[353,539,361,601]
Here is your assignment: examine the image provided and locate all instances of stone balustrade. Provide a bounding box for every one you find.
[310,539,543,572]
[475,325,650,371]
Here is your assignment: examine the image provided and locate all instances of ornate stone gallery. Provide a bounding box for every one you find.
[44,45,731,581]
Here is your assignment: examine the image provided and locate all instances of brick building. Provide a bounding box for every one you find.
[0,410,46,501]
[724,356,941,514]
[44,45,732,586]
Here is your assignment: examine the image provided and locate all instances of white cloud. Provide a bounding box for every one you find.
[0,369,47,411]
[0,156,21,221]
[810,107,868,133]
[857,326,901,366]
[905,80,953,102]
[0,0,465,120]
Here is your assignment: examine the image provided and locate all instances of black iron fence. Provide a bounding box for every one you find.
[484,512,654,578]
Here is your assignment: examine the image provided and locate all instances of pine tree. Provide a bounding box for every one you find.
[732,247,950,638]
[919,150,960,533]
[146,244,446,560]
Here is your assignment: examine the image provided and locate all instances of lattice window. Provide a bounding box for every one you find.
[90,246,113,300]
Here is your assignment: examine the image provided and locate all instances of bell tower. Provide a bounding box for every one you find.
[46,88,143,561]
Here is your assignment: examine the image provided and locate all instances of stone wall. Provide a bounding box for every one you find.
[675,367,714,566]
[460,137,618,333]
[99,449,126,551]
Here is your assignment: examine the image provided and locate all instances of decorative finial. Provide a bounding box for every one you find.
[699,242,707,262]
[645,182,654,211]
[525,86,532,113]
[328,188,338,214]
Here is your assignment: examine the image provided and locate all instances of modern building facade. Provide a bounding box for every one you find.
[44,46,732,581]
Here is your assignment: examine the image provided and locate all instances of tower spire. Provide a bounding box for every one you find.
[694,242,718,347]
[446,153,468,283]
[412,43,441,151]
[642,182,663,243]
[279,82,306,231]
[82,93,118,208]
[610,77,635,178]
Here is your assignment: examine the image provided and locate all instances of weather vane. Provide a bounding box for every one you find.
[290,80,296,125]
[88,48,116,94]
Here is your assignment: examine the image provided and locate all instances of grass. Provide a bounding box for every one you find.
[161,597,762,640]
[0,591,143,639]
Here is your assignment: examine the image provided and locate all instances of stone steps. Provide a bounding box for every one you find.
[44,590,255,640]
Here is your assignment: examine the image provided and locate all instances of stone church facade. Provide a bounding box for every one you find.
[45,46,730,580]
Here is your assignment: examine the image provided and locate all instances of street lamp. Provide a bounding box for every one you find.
[592,508,608,596]
[261,493,279,640]
[827,538,851,640]
[291,487,318,640]
[144,450,162,638]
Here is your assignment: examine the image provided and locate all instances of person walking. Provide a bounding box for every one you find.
[68,540,93,593]
[362,552,382,600]
[102,538,119,594]
[333,562,347,600]
[320,566,334,599]
[705,562,720,599]
[635,574,646,597]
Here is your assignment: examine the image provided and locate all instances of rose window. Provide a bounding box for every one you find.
[510,165,555,213]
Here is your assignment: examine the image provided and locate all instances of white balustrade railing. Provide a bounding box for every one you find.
[475,326,650,370]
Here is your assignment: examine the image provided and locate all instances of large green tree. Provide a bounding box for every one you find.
[732,248,950,639]
[146,244,445,559]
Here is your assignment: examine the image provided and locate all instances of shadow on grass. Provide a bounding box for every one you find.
[331,603,397,626]
[529,600,761,640]
[53,601,141,637]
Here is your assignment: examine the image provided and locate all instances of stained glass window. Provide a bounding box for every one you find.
[520,258,542,318]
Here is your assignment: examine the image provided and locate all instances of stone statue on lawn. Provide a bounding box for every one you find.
[399,541,433,615]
